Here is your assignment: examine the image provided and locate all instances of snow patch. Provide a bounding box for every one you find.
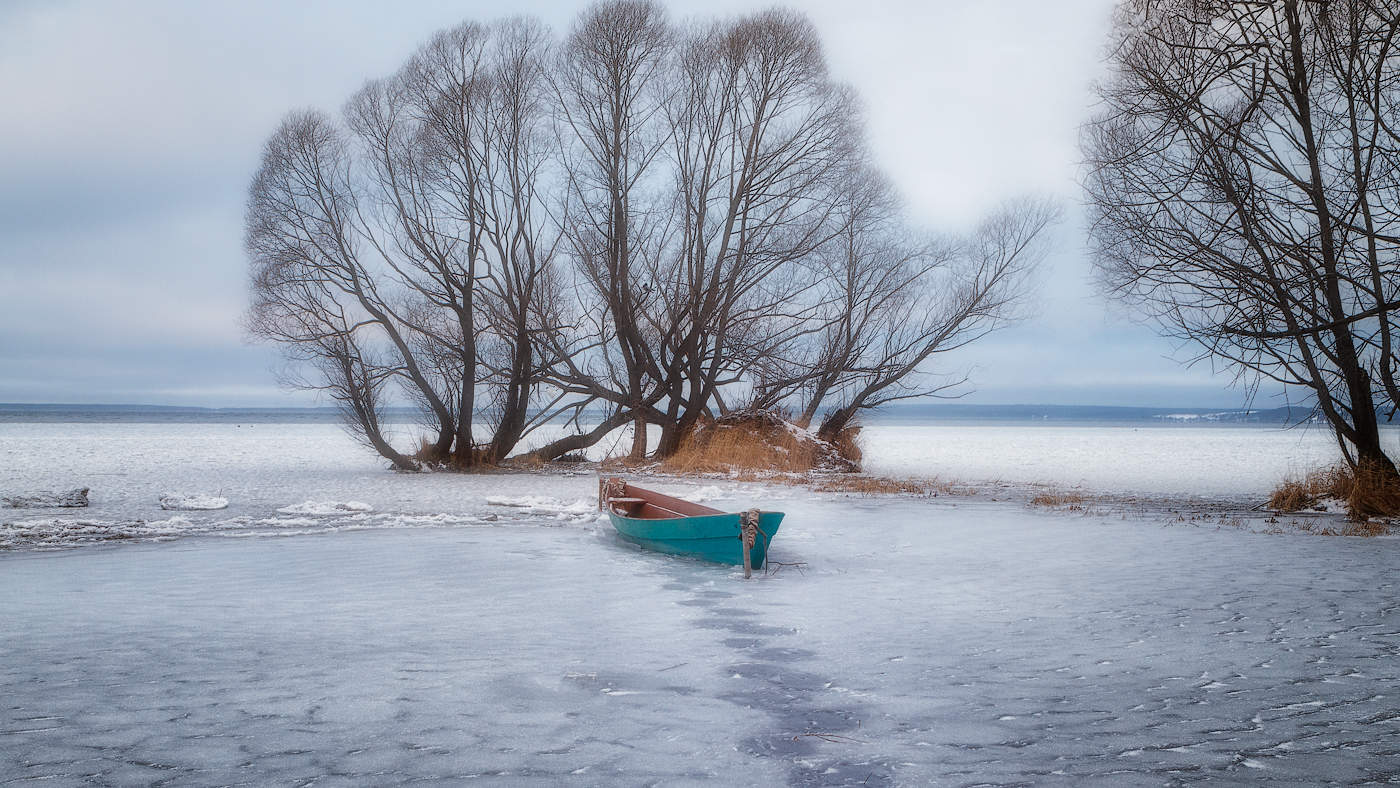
[486,495,595,522]
[3,487,89,508]
[277,500,373,515]
[160,494,229,511]
[682,485,728,503]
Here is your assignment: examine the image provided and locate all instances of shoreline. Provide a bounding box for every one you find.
[3,463,1389,554]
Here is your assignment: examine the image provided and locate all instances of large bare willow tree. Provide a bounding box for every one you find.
[1086,0,1400,478]
[247,0,1056,469]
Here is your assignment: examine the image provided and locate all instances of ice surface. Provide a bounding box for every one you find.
[2,498,1398,784]
[2,420,1399,783]
[860,423,1400,500]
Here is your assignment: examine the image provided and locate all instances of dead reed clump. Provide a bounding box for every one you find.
[811,476,929,496]
[1266,466,1346,512]
[1268,461,1400,524]
[662,410,857,475]
[1029,491,1087,509]
[665,420,815,474]
[1342,460,1400,521]
[415,437,441,462]
[832,425,863,466]
[1288,516,1393,537]
[1267,478,1320,513]
[502,452,546,470]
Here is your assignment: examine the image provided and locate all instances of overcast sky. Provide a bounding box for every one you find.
[0,0,1276,408]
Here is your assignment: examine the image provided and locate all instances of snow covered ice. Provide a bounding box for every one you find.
[159,494,229,511]
[2,421,1399,784]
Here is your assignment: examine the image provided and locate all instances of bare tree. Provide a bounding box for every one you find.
[248,4,1056,469]
[246,111,435,471]
[388,18,564,463]
[1085,0,1400,477]
[811,197,1059,441]
[646,8,857,456]
[747,165,922,426]
[551,0,673,459]
[251,22,571,469]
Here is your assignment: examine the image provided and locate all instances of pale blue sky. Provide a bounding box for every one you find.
[0,0,1274,408]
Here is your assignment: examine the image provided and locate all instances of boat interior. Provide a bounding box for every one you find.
[607,483,723,520]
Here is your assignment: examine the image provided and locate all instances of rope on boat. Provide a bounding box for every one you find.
[740,508,762,579]
[598,477,625,511]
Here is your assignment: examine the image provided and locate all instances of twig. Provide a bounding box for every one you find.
[793,732,867,744]
[765,560,808,576]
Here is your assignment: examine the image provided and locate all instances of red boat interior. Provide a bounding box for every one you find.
[608,484,723,520]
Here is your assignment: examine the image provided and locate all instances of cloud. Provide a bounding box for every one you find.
[0,0,1256,409]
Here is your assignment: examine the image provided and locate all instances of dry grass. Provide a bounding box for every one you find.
[1268,479,1321,513]
[501,452,545,470]
[831,426,862,466]
[1343,460,1400,520]
[661,412,856,475]
[1269,461,1400,525]
[415,437,441,462]
[811,476,931,496]
[1029,491,1087,509]
[1277,516,1393,537]
[665,424,815,474]
[1267,467,1346,512]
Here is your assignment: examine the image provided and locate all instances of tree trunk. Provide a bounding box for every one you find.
[629,411,648,460]
[366,430,421,472]
[427,425,454,462]
[528,410,633,461]
[627,362,647,459]
[654,405,705,459]
[816,405,855,444]
[1342,370,1398,477]
[486,336,532,464]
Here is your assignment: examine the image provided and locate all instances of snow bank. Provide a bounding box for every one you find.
[159,494,229,510]
[682,485,729,503]
[3,487,89,508]
[277,500,373,515]
[0,515,199,549]
[486,495,599,522]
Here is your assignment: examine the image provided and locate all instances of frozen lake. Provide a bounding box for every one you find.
[860,422,1400,500]
[2,419,1399,784]
[4,497,1399,784]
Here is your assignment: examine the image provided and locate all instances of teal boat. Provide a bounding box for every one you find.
[601,479,783,573]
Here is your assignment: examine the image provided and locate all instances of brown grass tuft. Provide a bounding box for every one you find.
[811,476,929,495]
[662,411,856,475]
[1268,478,1320,513]
[1267,466,1346,512]
[503,452,546,470]
[665,421,816,474]
[832,425,863,465]
[415,437,440,462]
[1269,461,1400,524]
[1029,491,1087,509]
[1342,460,1400,521]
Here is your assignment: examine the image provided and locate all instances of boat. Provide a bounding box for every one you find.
[599,478,784,574]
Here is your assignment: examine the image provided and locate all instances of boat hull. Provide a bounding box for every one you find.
[609,510,784,567]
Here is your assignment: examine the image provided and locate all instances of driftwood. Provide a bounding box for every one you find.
[3,487,89,509]
[792,732,868,744]
[765,560,808,577]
